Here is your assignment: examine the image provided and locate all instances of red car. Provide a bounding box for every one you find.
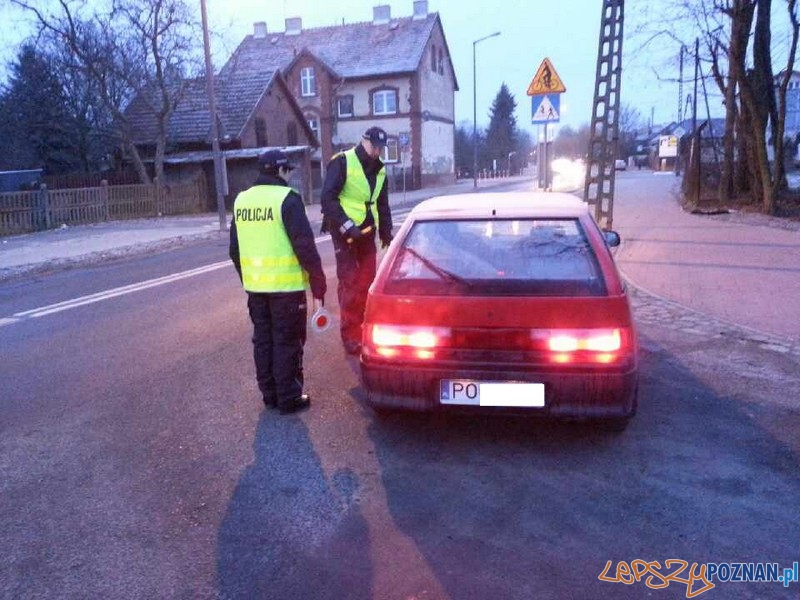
[360,192,639,430]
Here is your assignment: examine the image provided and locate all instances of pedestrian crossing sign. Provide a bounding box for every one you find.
[527,58,566,95]
[531,94,560,123]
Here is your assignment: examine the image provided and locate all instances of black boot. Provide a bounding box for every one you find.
[278,394,311,415]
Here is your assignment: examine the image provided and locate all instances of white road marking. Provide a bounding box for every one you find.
[0,210,413,327]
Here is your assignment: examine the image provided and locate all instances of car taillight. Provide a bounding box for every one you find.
[533,328,630,364]
[371,324,449,348]
[546,329,622,352]
[367,324,450,360]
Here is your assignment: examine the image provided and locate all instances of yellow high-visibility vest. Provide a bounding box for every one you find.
[336,148,385,230]
[233,185,307,293]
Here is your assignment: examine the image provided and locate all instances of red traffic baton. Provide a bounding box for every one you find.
[310,298,332,333]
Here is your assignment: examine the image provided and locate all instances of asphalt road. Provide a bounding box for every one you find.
[1,175,799,599]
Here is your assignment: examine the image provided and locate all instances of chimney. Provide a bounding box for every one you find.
[285,17,302,35]
[253,22,267,38]
[412,0,428,19]
[373,5,391,25]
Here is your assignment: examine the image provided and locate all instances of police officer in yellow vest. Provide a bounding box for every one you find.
[321,127,393,355]
[230,150,326,414]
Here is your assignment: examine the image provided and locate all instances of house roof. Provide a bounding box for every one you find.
[158,145,312,164]
[646,118,727,144]
[125,71,316,147]
[221,13,449,82]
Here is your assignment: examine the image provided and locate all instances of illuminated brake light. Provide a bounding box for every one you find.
[408,331,437,348]
[549,335,579,352]
[376,347,400,358]
[586,329,622,352]
[541,328,624,353]
[370,324,450,349]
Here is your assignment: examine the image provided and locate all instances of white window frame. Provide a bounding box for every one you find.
[373,89,397,115]
[381,138,399,163]
[307,116,319,139]
[337,96,354,118]
[300,67,316,97]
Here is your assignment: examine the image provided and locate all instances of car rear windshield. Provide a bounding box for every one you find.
[385,218,606,296]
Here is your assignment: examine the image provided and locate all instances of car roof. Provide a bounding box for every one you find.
[408,192,591,220]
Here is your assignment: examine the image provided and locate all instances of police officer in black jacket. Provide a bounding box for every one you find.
[230,150,326,414]
[321,127,393,355]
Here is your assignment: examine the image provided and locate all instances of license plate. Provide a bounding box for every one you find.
[439,380,545,407]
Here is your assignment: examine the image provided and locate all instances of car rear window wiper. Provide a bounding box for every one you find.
[402,246,472,287]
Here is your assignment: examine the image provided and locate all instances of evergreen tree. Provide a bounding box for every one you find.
[484,83,518,171]
[0,45,79,173]
[454,122,477,177]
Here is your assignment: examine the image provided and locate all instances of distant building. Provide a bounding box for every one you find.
[778,70,800,143]
[219,0,458,190]
[125,70,317,208]
[125,1,458,205]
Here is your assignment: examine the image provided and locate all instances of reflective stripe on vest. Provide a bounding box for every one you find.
[233,185,307,293]
[337,148,385,230]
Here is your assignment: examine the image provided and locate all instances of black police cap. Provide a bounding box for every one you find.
[258,149,294,170]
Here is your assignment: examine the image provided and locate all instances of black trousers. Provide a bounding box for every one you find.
[331,230,377,346]
[246,291,307,405]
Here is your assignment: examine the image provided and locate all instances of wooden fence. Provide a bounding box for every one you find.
[0,177,206,236]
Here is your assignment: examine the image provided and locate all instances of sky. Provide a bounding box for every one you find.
[1,0,721,137]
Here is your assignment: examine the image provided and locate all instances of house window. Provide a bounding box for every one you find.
[381,138,399,163]
[373,89,397,115]
[287,122,298,146]
[307,116,319,140]
[337,95,354,118]
[255,117,268,146]
[431,45,437,71]
[300,67,316,97]
[438,48,444,75]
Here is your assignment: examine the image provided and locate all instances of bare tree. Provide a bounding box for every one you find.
[12,0,201,183]
[630,0,799,213]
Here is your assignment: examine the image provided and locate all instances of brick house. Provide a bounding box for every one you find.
[219,0,459,191]
[125,70,318,209]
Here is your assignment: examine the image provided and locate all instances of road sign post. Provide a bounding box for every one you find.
[399,131,410,203]
[527,58,566,192]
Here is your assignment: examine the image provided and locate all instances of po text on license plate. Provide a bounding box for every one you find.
[439,380,545,407]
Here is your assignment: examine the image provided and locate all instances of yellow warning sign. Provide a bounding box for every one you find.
[526,58,566,96]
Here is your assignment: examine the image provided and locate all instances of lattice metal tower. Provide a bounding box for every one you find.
[583,0,624,229]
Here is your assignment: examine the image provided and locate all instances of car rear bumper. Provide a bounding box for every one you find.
[360,361,638,419]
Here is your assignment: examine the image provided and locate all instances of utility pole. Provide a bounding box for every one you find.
[583,0,624,229]
[676,45,685,176]
[692,37,700,204]
[200,0,228,232]
[678,45,685,124]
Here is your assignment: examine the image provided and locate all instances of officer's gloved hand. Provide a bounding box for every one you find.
[345,225,363,243]
[380,233,393,249]
[311,276,327,302]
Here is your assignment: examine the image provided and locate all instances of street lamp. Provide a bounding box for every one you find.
[473,31,501,190]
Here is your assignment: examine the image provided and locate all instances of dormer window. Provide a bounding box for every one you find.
[372,89,397,116]
[300,67,316,97]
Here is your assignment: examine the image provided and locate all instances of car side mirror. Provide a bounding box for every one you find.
[603,230,621,247]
